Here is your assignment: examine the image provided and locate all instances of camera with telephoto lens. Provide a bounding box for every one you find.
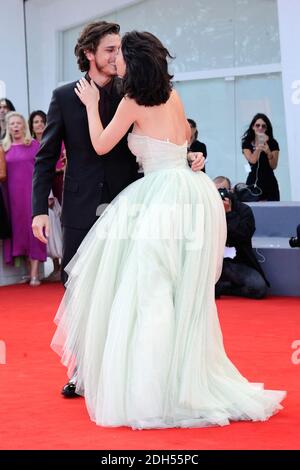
[289,224,300,248]
[218,187,231,201]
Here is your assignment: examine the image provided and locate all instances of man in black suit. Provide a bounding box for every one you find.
[32,22,139,284]
[32,21,140,397]
[32,21,204,397]
[213,176,269,299]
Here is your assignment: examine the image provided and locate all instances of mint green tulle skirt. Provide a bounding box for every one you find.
[51,167,286,429]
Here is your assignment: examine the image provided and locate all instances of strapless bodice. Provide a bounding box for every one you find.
[128,133,189,174]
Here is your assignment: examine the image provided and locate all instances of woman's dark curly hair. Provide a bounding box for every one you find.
[28,110,46,137]
[242,113,274,147]
[121,31,174,106]
[75,21,120,72]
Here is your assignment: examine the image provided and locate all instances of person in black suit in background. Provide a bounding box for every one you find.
[187,118,207,172]
[32,21,204,397]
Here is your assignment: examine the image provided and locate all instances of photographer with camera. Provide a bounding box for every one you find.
[214,176,269,299]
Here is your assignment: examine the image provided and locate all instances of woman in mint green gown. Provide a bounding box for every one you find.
[51,31,285,429]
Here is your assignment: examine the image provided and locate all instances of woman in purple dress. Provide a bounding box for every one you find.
[2,112,47,286]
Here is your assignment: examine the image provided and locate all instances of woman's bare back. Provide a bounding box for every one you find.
[132,90,190,146]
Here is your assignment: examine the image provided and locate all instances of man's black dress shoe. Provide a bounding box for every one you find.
[61,381,80,398]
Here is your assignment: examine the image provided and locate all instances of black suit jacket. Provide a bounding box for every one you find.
[226,195,270,287]
[32,77,139,230]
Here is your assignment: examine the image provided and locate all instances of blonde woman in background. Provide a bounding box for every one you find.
[2,112,47,285]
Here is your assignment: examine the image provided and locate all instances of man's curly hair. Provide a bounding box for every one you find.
[74,21,120,72]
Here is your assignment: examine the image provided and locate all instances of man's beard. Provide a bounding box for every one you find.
[95,60,117,77]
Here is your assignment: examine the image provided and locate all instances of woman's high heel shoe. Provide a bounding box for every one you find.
[29,277,41,287]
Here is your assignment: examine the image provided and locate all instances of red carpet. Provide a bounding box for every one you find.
[0,284,299,450]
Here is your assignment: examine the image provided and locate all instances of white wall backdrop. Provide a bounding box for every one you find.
[175,72,289,194]
[25,0,141,112]
[27,0,289,198]
[0,0,29,116]
[2,0,297,200]
[277,0,300,201]
[60,0,281,82]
